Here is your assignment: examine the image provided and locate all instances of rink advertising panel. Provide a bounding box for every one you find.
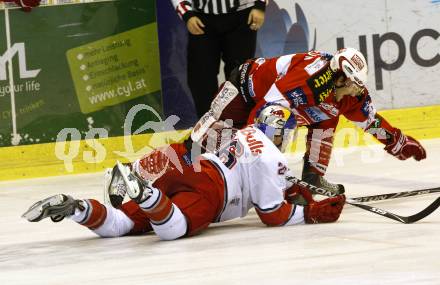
[256,0,440,110]
[0,0,163,148]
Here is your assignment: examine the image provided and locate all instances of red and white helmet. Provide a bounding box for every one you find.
[330,47,368,87]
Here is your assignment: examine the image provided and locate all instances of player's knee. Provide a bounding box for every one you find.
[171,191,218,236]
[151,205,188,240]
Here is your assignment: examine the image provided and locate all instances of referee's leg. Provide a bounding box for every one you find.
[221,8,257,79]
[187,27,221,118]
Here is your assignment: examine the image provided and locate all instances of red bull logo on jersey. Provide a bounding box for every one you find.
[240,127,264,155]
[270,108,292,121]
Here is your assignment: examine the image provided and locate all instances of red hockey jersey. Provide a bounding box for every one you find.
[239,51,394,144]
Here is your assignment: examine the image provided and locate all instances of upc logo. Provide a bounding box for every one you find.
[0,43,41,80]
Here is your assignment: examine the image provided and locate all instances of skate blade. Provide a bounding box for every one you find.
[103,168,113,205]
[22,194,65,222]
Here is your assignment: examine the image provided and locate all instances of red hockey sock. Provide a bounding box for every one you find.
[79,199,107,230]
[139,190,173,224]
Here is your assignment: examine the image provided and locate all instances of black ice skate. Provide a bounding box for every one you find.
[22,194,85,222]
[302,172,345,196]
[301,160,345,198]
[115,161,154,204]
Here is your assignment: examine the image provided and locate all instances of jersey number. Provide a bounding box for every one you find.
[217,139,243,169]
[278,162,287,175]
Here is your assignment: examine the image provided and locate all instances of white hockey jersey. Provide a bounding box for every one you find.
[202,125,304,225]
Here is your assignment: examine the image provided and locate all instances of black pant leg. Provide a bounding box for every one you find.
[187,21,221,118]
[220,9,257,78]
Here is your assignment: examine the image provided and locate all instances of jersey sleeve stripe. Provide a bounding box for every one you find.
[275,54,295,75]
[253,202,283,213]
[150,205,175,226]
[283,205,305,226]
[263,84,290,106]
[281,204,296,226]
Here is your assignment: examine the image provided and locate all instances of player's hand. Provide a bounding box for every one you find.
[285,183,315,205]
[384,129,426,161]
[285,182,345,223]
[187,16,205,35]
[304,195,345,224]
[247,8,265,31]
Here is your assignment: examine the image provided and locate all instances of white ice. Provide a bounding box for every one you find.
[1,139,439,285]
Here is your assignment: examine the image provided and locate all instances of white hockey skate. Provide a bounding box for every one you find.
[115,161,154,204]
[22,194,85,222]
[105,165,129,208]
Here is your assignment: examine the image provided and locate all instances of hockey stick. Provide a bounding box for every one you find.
[287,176,440,224]
[351,187,440,203]
[346,197,440,224]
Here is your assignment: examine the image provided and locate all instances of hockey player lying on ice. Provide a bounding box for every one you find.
[185,47,426,195]
[22,104,345,240]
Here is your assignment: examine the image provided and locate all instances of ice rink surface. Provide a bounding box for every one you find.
[1,139,440,285]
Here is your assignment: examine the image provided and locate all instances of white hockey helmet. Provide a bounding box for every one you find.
[255,103,297,151]
[330,47,368,88]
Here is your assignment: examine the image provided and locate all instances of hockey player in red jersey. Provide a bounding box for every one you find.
[188,47,426,194]
[22,104,345,240]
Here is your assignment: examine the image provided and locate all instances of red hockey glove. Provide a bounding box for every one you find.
[304,195,345,223]
[132,143,189,181]
[384,129,426,161]
[285,183,315,205]
[133,147,172,181]
[3,0,41,12]
[285,183,345,223]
